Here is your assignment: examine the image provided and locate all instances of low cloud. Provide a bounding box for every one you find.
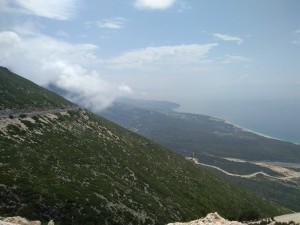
[0,0,77,20]
[214,33,243,45]
[0,30,132,111]
[134,0,176,10]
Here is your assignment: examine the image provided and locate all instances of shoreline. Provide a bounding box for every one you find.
[223,120,299,145]
[175,106,299,145]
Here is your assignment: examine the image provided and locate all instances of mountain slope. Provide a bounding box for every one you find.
[0,68,286,224]
[0,67,73,110]
[100,99,300,211]
[100,100,300,163]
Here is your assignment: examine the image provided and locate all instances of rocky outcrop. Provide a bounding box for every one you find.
[167,212,246,225]
[0,216,54,225]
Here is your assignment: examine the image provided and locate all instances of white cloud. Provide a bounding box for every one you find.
[0,30,132,111]
[134,0,176,10]
[222,55,250,64]
[107,43,217,70]
[214,33,244,45]
[0,0,77,20]
[118,84,133,93]
[97,17,127,29]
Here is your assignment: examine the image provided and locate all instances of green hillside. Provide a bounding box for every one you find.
[100,99,300,212]
[0,67,287,224]
[100,100,300,163]
[0,67,73,110]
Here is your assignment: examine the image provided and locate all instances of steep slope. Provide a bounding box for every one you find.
[0,67,73,110]
[0,68,286,224]
[100,100,300,163]
[100,99,300,211]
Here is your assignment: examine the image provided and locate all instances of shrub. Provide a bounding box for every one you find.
[19,114,27,118]
[238,209,260,221]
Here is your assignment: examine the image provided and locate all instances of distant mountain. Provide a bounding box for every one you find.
[0,67,286,224]
[100,98,300,211]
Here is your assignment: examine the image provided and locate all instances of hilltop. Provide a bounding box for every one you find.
[0,67,287,224]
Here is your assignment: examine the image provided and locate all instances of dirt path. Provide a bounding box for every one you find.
[186,157,300,182]
[186,157,275,179]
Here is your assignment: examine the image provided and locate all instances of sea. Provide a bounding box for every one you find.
[179,99,300,144]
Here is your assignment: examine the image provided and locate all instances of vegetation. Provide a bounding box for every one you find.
[100,100,300,211]
[237,209,260,221]
[0,68,287,224]
[252,220,299,225]
[0,67,73,110]
[100,101,300,163]
[224,173,300,212]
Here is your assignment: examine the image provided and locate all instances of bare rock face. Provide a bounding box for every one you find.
[0,217,54,225]
[167,212,246,225]
[2,217,40,225]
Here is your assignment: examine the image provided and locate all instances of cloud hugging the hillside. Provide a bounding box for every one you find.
[0,30,132,111]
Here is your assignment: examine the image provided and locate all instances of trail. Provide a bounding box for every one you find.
[186,157,300,182]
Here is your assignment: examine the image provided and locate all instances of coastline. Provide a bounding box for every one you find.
[223,120,299,145]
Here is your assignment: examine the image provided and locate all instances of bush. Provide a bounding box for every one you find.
[238,209,260,221]
[19,114,27,118]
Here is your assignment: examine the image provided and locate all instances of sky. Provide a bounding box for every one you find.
[0,0,300,140]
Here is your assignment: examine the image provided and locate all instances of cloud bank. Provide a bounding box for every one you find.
[0,30,132,111]
[134,0,176,10]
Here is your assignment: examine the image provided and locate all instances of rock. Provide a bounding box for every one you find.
[167,212,246,225]
[47,220,54,225]
[1,216,41,225]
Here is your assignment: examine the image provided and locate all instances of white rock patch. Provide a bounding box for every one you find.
[167,212,246,225]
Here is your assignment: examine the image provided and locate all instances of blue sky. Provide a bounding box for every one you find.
[0,0,300,112]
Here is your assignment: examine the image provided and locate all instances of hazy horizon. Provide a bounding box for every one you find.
[176,98,300,144]
[1,0,299,143]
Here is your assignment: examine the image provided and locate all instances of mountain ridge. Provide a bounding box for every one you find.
[100,99,300,211]
[0,67,287,224]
